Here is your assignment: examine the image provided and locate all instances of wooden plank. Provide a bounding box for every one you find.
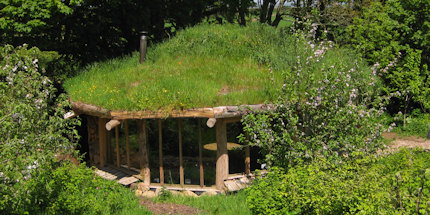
[178,119,184,187]
[198,119,204,187]
[125,120,130,170]
[216,118,228,190]
[149,183,218,192]
[98,118,107,167]
[158,119,164,185]
[117,176,139,186]
[138,119,150,185]
[115,126,120,168]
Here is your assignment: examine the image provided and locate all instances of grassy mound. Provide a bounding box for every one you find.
[64,23,367,112]
[64,23,292,111]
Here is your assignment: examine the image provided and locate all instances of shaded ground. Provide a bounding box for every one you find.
[140,198,200,215]
[383,132,430,150]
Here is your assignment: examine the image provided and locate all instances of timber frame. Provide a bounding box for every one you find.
[73,101,272,191]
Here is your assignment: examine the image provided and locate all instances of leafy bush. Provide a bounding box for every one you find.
[241,23,387,167]
[0,44,80,213]
[346,0,430,116]
[0,44,148,214]
[247,149,430,214]
[21,164,148,215]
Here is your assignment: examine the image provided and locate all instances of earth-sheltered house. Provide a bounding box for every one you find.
[64,24,283,192]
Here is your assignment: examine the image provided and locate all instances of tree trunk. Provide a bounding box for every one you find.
[260,0,270,23]
[266,0,276,25]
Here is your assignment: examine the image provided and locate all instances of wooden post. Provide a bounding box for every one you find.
[98,118,107,167]
[178,119,184,187]
[138,120,150,185]
[198,119,204,187]
[115,126,120,168]
[245,133,251,175]
[125,120,130,170]
[216,118,228,190]
[245,146,250,175]
[106,129,112,164]
[158,119,164,185]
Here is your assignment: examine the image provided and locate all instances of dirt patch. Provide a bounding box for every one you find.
[140,198,200,215]
[382,132,430,150]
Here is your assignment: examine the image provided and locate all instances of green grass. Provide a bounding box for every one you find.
[153,191,251,215]
[64,23,370,112]
[64,23,292,112]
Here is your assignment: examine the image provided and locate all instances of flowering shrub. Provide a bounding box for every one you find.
[241,22,389,167]
[0,44,80,213]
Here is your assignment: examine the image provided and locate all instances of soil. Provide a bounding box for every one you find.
[383,132,430,150]
[140,198,200,215]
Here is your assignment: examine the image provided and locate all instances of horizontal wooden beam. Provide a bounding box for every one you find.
[71,101,273,120]
[71,102,110,118]
[111,108,215,119]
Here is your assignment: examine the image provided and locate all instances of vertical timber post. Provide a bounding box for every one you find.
[198,119,204,187]
[216,118,228,190]
[158,119,164,185]
[98,118,107,167]
[178,119,184,187]
[139,120,150,185]
[245,134,251,175]
[115,126,120,168]
[245,146,251,175]
[125,120,130,170]
[106,129,112,164]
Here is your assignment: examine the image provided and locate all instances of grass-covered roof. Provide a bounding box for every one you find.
[65,24,293,112]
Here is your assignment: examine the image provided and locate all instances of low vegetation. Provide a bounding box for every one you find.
[247,149,430,214]
[153,190,251,215]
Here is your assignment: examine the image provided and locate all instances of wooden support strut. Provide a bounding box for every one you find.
[198,119,204,187]
[216,118,228,190]
[125,120,130,170]
[206,118,216,128]
[106,119,121,131]
[115,126,120,168]
[158,119,164,185]
[139,120,150,185]
[178,119,184,187]
[98,118,107,167]
[245,146,250,175]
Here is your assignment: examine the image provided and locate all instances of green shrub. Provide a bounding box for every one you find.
[241,22,387,167]
[21,164,149,215]
[247,149,430,214]
[0,44,147,214]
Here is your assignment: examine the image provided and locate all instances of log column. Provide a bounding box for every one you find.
[216,118,228,190]
[98,118,107,167]
[138,120,150,185]
[198,119,204,187]
[178,119,184,186]
[158,119,164,185]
